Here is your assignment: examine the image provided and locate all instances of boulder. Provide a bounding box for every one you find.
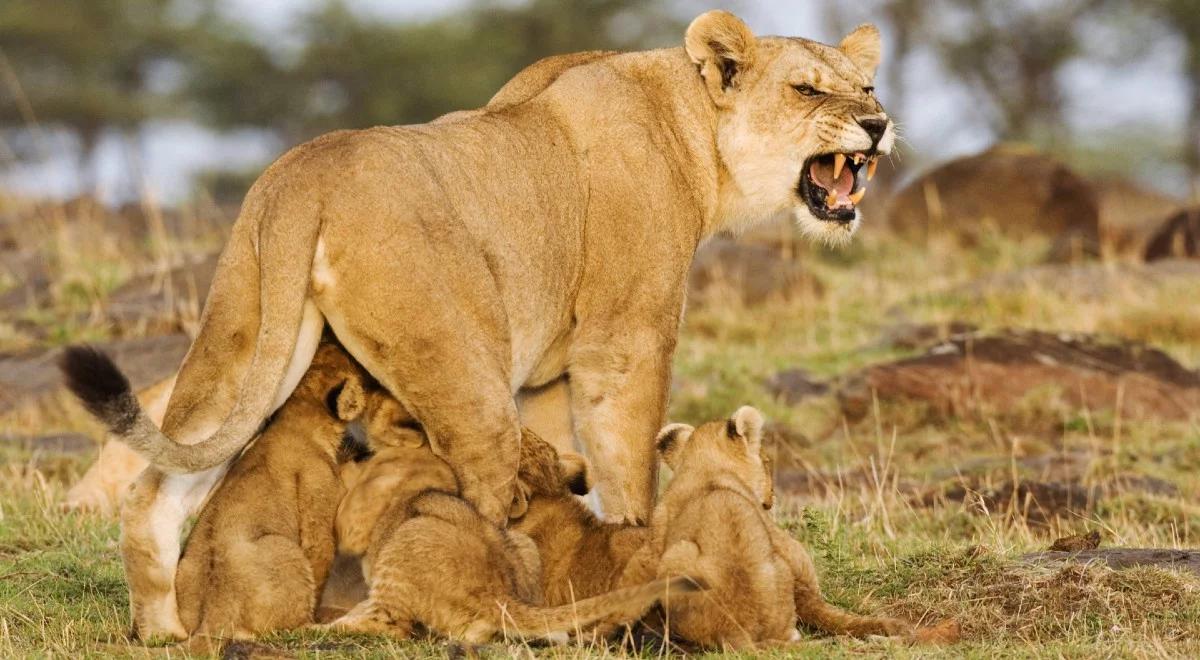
[838,329,1200,422]
[1144,207,1200,261]
[886,145,1100,261]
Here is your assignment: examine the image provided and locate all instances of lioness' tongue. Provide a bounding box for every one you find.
[810,159,854,196]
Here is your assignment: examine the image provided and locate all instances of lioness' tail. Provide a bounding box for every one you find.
[60,187,323,474]
[498,576,703,639]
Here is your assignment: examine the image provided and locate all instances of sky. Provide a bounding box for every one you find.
[1,0,1191,203]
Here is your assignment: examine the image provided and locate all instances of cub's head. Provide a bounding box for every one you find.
[686,10,893,245]
[655,406,775,510]
[510,428,592,519]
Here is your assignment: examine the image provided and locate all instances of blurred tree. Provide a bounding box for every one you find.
[1156,0,1200,196]
[0,0,224,185]
[924,0,1111,147]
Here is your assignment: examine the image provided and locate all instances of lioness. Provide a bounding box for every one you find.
[329,427,699,643]
[64,10,894,638]
[625,407,915,649]
[508,434,652,609]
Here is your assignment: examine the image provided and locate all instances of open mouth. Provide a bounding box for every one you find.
[798,151,880,223]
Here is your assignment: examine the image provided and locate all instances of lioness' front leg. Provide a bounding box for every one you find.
[569,324,676,523]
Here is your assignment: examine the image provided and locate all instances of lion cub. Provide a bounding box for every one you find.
[173,342,371,641]
[626,406,915,649]
[330,422,697,643]
[508,434,651,607]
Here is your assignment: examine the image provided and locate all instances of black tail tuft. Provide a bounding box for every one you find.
[59,345,138,433]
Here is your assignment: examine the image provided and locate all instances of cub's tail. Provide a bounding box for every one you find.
[499,576,704,640]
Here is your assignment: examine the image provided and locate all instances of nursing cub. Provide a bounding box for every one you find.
[508,434,651,607]
[628,406,918,649]
[331,422,697,643]
[171,342,372,641]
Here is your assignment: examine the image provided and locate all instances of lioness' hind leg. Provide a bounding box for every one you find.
[318,263,520,525]
[121,464,228,641]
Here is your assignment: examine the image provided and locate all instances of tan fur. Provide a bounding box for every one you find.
[330,428,694,643]
[509,434,651,607]
[173,343,369,643]
[626,407,914,650]
[84,10,892,638]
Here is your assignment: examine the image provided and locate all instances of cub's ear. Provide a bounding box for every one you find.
[656,423,694,470]
[727,405,764,452]
[509,483,530,520]
[839,24,882,79]
[328,377,366,421]
[558,452,593,496]
[685,10,757,106]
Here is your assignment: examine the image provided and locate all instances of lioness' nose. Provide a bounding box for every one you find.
[857,117,888,147]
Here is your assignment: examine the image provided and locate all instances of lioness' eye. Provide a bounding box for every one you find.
[792,83,822,97]
[863,86,875,96]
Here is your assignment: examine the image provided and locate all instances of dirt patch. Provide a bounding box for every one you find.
[101,252,218,335]
[764,369,829,405]
[838,329,1200,422]
[688,237,822,307]
[0,334,189,413]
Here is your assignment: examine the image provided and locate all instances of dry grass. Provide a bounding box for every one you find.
[2,204,1200,657]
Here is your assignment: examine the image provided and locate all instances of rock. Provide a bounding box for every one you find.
[941,480,1099,524]
[0,334,189,413]
[1090,176,1182,258]
[886,145,1100,261]
[764,369,828,405]
[1023,548,1200,577]
[875,321,977,351]
[1048,530,1102,552]
[839,329,1200,421]
[1144,207,1200,261]
[688,237,822,307]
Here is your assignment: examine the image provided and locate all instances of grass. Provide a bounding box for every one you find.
[2,206,1200,656]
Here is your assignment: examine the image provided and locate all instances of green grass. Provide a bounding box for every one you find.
[2,221,1200,656]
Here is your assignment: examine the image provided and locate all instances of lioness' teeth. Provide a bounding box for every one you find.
[853,153,866,165]
[825,190,838,208]
[849,188,866,205]
[832,153,846,181]
[867,158,878,181]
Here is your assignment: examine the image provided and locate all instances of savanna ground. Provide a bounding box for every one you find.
[1,194,1198,658]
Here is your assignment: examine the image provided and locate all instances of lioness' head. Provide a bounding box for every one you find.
[655,406,775,510]
[686,11,893,244]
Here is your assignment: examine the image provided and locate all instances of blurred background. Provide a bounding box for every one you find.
[3,4,1200,653]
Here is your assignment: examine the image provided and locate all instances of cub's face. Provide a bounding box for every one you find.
[685,11,893,245]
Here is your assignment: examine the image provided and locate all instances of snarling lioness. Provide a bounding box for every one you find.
[63,10,893,640]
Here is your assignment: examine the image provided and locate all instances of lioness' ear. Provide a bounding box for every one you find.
[727,406,764,453]
[558,452,593,496]
[656,423,694,470]
[685,10,757,106]
[839,24,882,79]
[329,377,366,421]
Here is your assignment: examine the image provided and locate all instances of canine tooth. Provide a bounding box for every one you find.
[867,158,878,181]
[825,190,839,208]
[849,188,866,205]
[832,153,846,181]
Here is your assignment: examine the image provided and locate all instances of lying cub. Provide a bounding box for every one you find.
[626,406,917,649]
[330,424,698,643]
[172,342,372,641]
[508,433,651,607]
